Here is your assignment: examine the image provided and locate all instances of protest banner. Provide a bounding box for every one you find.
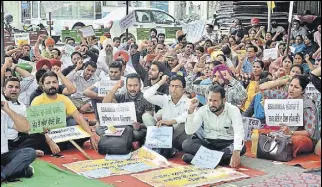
[242,117,263,140]
[191,146,224,169]
[41,1,64,13]
[264,99,303,126]
[263,48,278,60]
[63,159,161,179]
[27,102,66,134]
[120,11,136,31]
[14,33,30,45]
[97,79,118,97]
[48,126,90,143]
[132,166,249,187]
[97,102,137,126]
[79,25,95,38]
[145,126,173,148]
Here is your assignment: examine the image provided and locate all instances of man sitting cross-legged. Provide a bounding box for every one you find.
[182,85,246,168]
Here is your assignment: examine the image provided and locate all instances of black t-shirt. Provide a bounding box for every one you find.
[29,85,66,104]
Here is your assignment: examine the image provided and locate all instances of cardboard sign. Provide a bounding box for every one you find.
[191,146,224,169]
[14,33,30,45]
[98,80,118,97]
[145,126,173,148]
[27,102,66,134]
[41,1,64,13]
[263,48,278,60]
[79,25,95,38]
[120,11,136,31]
[264,99,303,126]
[242,117,263,140]
[97,102,137,126]
[48,126,90,143]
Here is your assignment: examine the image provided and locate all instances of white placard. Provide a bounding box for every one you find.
[14,33,30,45]
[145,126,173,148]
[263,48,278,60]
[79,25,95,38]
[41,1,64,13]
[97,102,137,126]
[191,146,224,169]
[64,44,75,57]
[242,117,263,141]
[98,80,118,97]
[264,99,303,126]
[48,126,90,143]
[305,83,320,95]
[120,11,136,31]
[18,59,33,65]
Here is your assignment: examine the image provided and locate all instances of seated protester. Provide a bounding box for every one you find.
[268,43,287,74]
[29,64,76,104]
[216,54,236,73]
[33,35,55,61]
[294,52,313,74]
[243,71,273,124]
[263,75,318,157]
[302,34,319,57]
[152,43,167,62]
[3,77,45,156]
[65,37,76,47]
[178,43,198,70]
[113,50,138,76]
[101,73,154,146]
[182,85,246,168]
[67,61,99,113]
[164,52,187,77]
[186,64,247,107]
[292,35,306,54]
[236,45,258,74]
[84,61,126,120]
[31,71,98,154]
[260,64,303,93]
[222,44,239,67]
[1,92,36,182]
[96,39,114,77]
[272,55,294,80]
[143,75,191,156]
[112,37,121,52]
[62,51,84,76]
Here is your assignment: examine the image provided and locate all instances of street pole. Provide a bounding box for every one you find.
[267,1,272,32]
[126,1,129,41]
[49,12,52,36]
[285,1,294,56]
[1,1,4,64]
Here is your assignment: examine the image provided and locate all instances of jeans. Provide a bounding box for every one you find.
[91,87,102,121]
[1,148,36,180]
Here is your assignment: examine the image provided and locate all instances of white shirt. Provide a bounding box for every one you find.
[1,110,10,154]
[7,100,27,140]
[185,103,245,151]
[19,77,38,106]
[143,83,190,129]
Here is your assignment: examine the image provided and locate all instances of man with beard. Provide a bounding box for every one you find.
[31,71,98,154]
[178,42,198,71]
[164,52,186,77]
[182,85,246,168]
[67,61,99,113]
[102,73,154,146]
[195,24,218,45]
[96,39,114,78]
[185,64,247,107]
[271,20,285,41]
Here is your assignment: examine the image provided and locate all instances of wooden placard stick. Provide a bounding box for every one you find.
[69,140,92,160]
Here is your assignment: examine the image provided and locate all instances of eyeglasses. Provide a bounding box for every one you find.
[170,84,183,89]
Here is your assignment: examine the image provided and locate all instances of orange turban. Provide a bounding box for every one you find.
[45,37,55,46]
[113,50,130,63]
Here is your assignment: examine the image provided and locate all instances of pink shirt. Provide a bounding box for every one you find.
[314,31,321,47]
[177,53,198,70]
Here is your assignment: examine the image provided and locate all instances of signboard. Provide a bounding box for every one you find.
[27,102,66,134]
[79,25,95,38]
[182,20,206,43]
[264,99,303,126]
[120,11,136,31]
[263,48,278,60]
[48,126,90,143]
[61,28,109,43]
[191,146,224,169]
[145,126,173,148]
[97,102,137,126]
[14,33,30,45]
[242,117,263,140]
[136,27,182,40]
[41,1,64,13]
[97,80,118,97]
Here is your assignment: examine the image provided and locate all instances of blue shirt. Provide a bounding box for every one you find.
[196,78,212,105]
[292,43,306,54]
[242,57,257,74]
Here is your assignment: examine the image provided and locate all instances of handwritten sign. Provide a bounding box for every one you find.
[79,25,95,38]
[41,1,64,13]
[14,33,30,46]
[242,117,263,140]
[97,102,137,126]
[191,146,224,169]
[263,48,278,60]
[120,11,136,31]
[98,79,118,97]
[48,126,90,143]
[264,99,303,126]
[27,102,66,134]
[132,166,249,187]
[145,126,173,148]
[63,159,160,179]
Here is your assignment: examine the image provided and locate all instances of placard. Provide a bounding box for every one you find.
[120,11,136,31]
[264,99,303,126]
[191,146,224,169]
[48,126,90,143]
[14,33,30,45]
[104,128,125,136]
[79,25,95,38]
[263,48,278,60]
[41,1,64,13]
[145,126,173,148]
[98,79,118,97]
[97,102,137,126]
[27,102,66,134]
[242,117,263,140]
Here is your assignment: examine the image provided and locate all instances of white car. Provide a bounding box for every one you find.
[93,7,182,44]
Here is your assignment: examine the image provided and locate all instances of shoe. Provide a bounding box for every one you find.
[24,166,34,178]
[182,153,194,164]
[169,148,178,158]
